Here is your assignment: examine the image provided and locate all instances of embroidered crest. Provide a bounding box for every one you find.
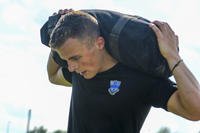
[108,80,121,95]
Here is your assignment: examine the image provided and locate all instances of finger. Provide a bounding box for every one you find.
[154,21,175,34]
[63,9,69,13]
[63,8,74,13]
[53,12,57,15]
[153,21,177,40]
[165,23,176,37]
[154,21,172,34]
[152,20,164,29]
[149,23,163,39]
[69,8,73,12]
[58,9,64,14]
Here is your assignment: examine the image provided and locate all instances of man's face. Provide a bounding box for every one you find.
[56,38,104,79]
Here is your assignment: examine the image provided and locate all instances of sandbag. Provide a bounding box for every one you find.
[40,9,172,78]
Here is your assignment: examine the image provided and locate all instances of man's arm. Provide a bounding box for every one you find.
[47,50,72,87]
[167,62,200,120]
[150,21,200,121]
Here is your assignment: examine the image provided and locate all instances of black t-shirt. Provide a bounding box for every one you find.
[62,63,177,133]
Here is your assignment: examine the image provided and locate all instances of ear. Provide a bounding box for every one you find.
[95,36,105,50]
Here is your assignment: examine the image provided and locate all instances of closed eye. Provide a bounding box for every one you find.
[69,56,81,61]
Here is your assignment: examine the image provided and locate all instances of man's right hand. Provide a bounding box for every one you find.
[53,8,74,16]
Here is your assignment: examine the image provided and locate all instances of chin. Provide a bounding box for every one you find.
[83,72,96,79]
[83,75,94,79]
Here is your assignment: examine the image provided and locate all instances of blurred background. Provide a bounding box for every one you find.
[0,0,200,132]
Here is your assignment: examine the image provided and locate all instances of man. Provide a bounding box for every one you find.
[47,10,200,133]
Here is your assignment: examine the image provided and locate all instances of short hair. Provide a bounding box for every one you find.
[49,11,100,49]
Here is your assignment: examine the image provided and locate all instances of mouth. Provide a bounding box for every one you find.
[79,71,87,76]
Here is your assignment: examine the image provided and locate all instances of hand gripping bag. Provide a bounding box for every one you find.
[40,9,172,78]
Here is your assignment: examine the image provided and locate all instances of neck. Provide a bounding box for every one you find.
[99,50,118,72]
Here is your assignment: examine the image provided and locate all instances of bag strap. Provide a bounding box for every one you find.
[109,15,150,62]
[109,15,134,61]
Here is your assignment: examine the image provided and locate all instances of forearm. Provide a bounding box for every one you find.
[149,21,200,120]
[168,58,200,119]
[47,51,72,86]
[47,51,59,78]
[49,67,72,86]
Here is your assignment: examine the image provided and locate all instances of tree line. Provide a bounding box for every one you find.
[29,126,66,133]
[29,126,200,133]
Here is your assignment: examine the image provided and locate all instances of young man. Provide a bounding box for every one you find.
[47,10,200,133]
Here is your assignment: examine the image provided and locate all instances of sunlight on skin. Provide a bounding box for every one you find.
[0,0,200,132]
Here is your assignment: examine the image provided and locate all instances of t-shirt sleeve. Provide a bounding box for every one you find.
[145,78,177,111]
[62,67,72,83]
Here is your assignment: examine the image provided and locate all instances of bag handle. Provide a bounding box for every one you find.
[109,15,134,61]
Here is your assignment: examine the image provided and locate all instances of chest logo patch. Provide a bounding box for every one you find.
[108,80,121,95]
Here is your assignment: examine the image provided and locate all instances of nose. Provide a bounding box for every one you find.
[67,61,78,72]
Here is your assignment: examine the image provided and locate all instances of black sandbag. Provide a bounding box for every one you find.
[40,9,172,78]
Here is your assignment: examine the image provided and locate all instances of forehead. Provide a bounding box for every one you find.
[57,38,87,59]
